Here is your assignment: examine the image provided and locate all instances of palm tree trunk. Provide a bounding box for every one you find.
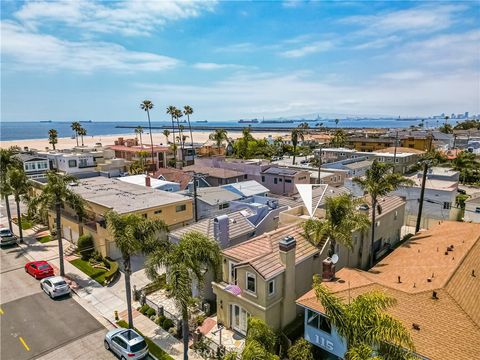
[124,257,134,328]
[182,306,189,360]
[187,114,194,150]
[4,194,13,231]
[177,119,184,167]
[81,135,84,146]
[146,110,156,171]
[329,239,336,258]
[369,199,377,269]
[171,115,177,163]
[15,198,23,242]
[75,133,79,147]
[56,200,65,276]
[139,133,143,147]
[292,145,296,165]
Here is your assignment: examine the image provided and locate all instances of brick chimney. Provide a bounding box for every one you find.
[279,235,296,327]
[213,215,230,248]
[145,175,151,187]
[322,258,335,281]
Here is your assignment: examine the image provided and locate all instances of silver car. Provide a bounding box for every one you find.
[104,328,149,360]
[0,227,17,246]
[40,276,71,298]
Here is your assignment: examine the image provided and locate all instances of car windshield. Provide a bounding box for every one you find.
[38,264,50,270]
[54,280,67,286]
[130,340,147,353]
[0,230,12,236]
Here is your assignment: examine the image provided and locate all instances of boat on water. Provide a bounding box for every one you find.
[261,119,294,124]
[196,120,208,123]
[80,120,92,123]
[40,120,52,123]
[238,119,259,124]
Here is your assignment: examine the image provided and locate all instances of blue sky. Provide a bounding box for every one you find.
[1,0,479,122]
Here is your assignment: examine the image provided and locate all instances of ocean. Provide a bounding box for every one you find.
[0,119,428,142]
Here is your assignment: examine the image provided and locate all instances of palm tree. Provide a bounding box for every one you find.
[140,100,156,170]
[312,276,415,359]
[303,194,370,257]
[145,231,221,360]
[32,172,85,276]
[291,127,305,165]
[105,210,167,328]
[48,129,58,150]
[162,129,171,145]
[237,127,254,159]
[7,167,31,242]
[78,127,87,146]
[335,118,339,128]
[167,106,178,164]
[353,161,413,268]
[183,105,194,150]
[175,109,185,165]
[135,126,144,146]
[71,121,81,146]
[451,151,479,184]
[330,129,347,147]
[0,147,21,231]
[209,129,228,153]
[242,317,280,360]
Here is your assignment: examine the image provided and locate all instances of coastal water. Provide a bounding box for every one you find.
[0,119,428,142]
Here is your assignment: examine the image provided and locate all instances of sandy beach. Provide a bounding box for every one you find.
[0,130,290,151]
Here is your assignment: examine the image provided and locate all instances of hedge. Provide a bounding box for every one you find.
[77,234,94,260]
[103,258,119,285]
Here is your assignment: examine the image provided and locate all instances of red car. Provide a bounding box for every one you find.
[25,261,55,279]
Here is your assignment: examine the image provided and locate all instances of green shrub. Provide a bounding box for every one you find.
[146,307,156,318]
[195,314,206,326]
[77,234,94,260]
[162,318,174,331]
[103,258,119,285]
[139,304,150,315]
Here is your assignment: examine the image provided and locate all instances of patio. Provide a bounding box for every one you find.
[199,316,245,354]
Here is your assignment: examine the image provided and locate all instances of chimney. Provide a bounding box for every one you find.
[279,235,297,327]
[145,176,151,187]
[322,258,335,281]
[213,215,230,248]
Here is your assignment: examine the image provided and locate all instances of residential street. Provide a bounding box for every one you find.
[0,243,116,360]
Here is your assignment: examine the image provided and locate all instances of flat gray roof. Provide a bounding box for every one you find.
[70,176,190,214]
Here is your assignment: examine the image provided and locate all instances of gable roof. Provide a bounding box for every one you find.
[297,221,480,360]
[154,168,194,190]
[222,223,319,280]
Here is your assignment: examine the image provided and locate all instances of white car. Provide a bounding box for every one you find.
[104,328,149,359]
[40,276,71,299]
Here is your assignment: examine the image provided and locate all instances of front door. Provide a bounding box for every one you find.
[231,304,250,335]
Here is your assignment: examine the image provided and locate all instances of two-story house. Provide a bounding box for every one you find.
[260,167,310,196]
[212,224,323,334]
[13,153,50,179]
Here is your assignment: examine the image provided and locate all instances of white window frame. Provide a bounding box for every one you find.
[268,279,275,296]
[246,272,256,294]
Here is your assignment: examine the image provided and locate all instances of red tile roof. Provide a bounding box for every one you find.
[154,168,193,190]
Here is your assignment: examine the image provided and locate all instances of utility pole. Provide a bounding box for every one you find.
[316,145,322,184]
[392,131,398,173]
[193,173,199,222]
[415,132,433,232]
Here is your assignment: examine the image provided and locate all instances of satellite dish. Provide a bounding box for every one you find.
[331,254,339,264]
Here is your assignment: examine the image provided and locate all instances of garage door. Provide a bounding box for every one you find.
[63,225,71,241]
[108,241,122,260]
[71,230,79,244]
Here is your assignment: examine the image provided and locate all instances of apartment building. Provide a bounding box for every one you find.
[296,221,480,360]
[212,224,323,333]
[45,176,193,259]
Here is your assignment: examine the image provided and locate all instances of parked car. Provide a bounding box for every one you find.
[40,276,71,299]
[104,328,149,360]
[25,261,55,279]
[0,227,17,247]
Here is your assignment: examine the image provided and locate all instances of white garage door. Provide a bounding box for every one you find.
[108,241,122,260]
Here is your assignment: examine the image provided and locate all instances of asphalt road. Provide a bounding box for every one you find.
[0,244,116,360]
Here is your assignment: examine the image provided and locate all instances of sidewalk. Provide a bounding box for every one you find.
[11,222,202,360]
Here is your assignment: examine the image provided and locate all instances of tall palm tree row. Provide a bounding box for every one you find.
[313,276,415,359]
[209,129,228,153]
[166,106,178,164]
[105,210,168,329]
[145,231,221,360]
[353,160,413,268]
[135,126,144,146]
[303,194,370,257]
[78,127,87,146]
[140,100,156,170]
[31,172,85,276]
[71,121,82,147]
[0,147,22,231]
[7,167,31,242]
[48,129,58,150]
[183,105,194,150]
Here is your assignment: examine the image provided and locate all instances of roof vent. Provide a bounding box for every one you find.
[397,276,401,283]
[432,291,439,300]
[412,323,421,331]
[472,270,476,277]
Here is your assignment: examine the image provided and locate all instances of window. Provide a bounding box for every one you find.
[176,204,187,212]
[268,279,275,296]
[112,336,127,349]
[131,340,147,352]
[298,176,307,180]
[443,202,451,209]
[395,158,399,163]
[261,176,265,182]
[279,178,282,182]
[244,174,248,179]
[394,210,398,220]
[79,159,88,167]
[68,159,77,168]
[219,203,229,210]
[475,207,480,214]
[154,209,162,214]
[306,310,331,334]
[25,162,36,171]
[142,214,147,219]
[229,261,237,284]
[274,178,278,184]
[285,179,292,183]
[246,272,256,293]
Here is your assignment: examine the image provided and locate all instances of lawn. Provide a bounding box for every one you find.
[116,320,174,360]
[37,235,53,243]
[69,258,108,285]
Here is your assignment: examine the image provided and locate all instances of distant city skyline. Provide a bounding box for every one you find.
[1,0,479,122]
